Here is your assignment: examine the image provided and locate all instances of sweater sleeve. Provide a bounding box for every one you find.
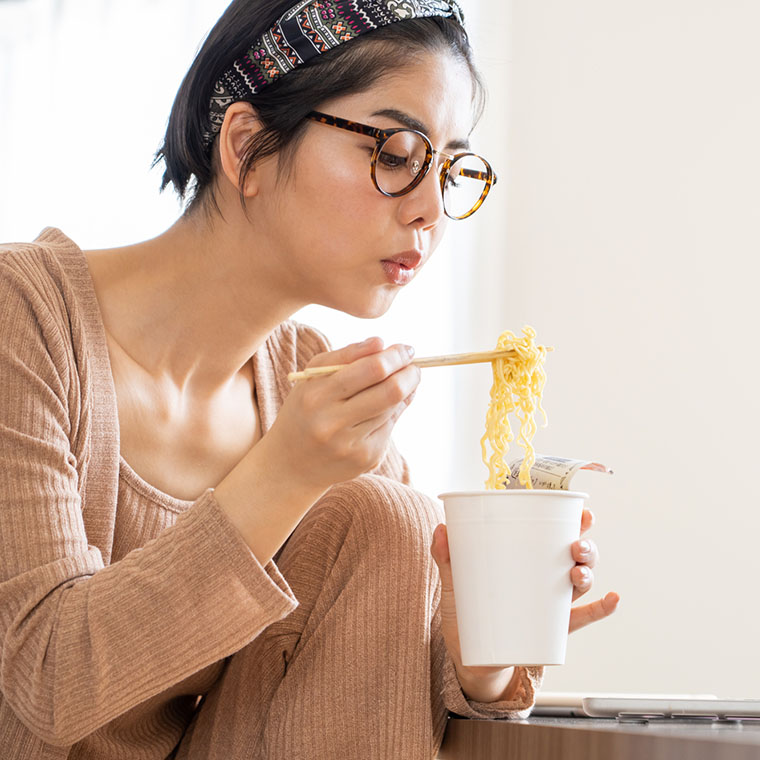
[0,265,298,746]
[441,653,543,720]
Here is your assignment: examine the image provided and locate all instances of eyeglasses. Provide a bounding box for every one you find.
[306,111,497,220]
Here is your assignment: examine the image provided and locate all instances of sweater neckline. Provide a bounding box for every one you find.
[36,226,271,512]
[118,454,195,511]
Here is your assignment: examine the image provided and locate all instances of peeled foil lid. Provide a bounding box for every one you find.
[505,455,614,490]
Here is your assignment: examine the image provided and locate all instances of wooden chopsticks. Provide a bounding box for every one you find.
[287,348,520,383]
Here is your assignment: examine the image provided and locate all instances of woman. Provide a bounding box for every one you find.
[0,0,619,757]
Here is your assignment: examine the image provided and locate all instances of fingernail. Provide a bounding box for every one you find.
[579,566,591,580]
[404,345,415,359]
[578,540,591,555]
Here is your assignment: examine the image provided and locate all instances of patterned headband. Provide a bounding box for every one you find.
[203,0,465,148]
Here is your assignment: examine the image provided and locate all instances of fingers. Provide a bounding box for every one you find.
[569,592,620,633]
[307,342,418,404]
[571,565,594,601]
[572,511,598,604]
[295,342,419,446]
[348,365,420,435]
[276,341,421,486]
[339,343,417,400]
[430,525,469,673]
[571,530,598,601]
[430,524,453,592]
[571,507,615,626]
[580,508,594,534]
[357,405,413,454]
[571,538,598,567]
[305,336,385,369]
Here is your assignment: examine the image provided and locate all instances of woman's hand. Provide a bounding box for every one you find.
[567,508,620,632]
[430,507,620,704]
[266,337,420,494]
[215,337,419,566]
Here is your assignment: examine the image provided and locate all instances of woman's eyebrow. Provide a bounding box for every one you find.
[370,108,471,151]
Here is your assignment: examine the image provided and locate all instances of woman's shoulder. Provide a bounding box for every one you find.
[0,225,77,258]
[0,227,95,368]
[0,227,81,304]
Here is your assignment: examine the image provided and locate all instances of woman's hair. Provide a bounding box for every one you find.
[153,0,484,218]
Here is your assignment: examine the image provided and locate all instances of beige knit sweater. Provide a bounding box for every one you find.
[0,228,541,759]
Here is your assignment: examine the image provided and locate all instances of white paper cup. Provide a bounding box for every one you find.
[438,489,586,667]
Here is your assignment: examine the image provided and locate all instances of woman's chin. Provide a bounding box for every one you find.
[355,300,396,320]
[332,291,398,320]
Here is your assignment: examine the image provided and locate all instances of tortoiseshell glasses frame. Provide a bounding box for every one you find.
[306,111,497,220]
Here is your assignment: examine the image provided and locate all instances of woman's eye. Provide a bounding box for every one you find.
[364,148,407,170]
[378,152,407,170]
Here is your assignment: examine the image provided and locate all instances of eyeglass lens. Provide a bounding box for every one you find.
[443,153,491,220]
[375,131,490,218]
[374,132,429,194]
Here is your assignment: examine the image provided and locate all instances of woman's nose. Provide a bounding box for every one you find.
[398,163,446,229]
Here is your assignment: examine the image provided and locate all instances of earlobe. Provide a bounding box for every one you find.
[218,102,261,197]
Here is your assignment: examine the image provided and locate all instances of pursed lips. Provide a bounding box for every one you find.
[379,250,424,286]
[381,250,423,270]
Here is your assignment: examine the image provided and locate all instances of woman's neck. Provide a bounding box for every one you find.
[84,212,304,398]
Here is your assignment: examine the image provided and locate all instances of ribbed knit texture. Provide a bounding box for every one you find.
[0,229,542,759]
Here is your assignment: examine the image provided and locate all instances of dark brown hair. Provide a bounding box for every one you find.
[153,0,484,218]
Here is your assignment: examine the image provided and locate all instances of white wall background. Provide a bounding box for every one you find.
[1,0,759,699]
[499,0,760,697]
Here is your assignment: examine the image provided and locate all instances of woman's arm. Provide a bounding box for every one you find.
[215,337,420,565]
[0,268,301,745]
[1,267,420,746]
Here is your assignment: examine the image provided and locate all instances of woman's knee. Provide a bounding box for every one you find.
[308,474,442,554]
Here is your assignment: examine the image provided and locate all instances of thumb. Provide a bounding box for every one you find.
[431,524,455,592]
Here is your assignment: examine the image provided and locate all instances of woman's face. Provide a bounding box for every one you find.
[249,49,477,318]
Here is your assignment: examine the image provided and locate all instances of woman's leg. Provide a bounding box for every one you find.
[176,474,448,760]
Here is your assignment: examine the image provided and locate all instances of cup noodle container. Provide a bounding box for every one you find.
[438,489,586,666]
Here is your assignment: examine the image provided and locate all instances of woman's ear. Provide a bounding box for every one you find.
[218,101,262,198]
